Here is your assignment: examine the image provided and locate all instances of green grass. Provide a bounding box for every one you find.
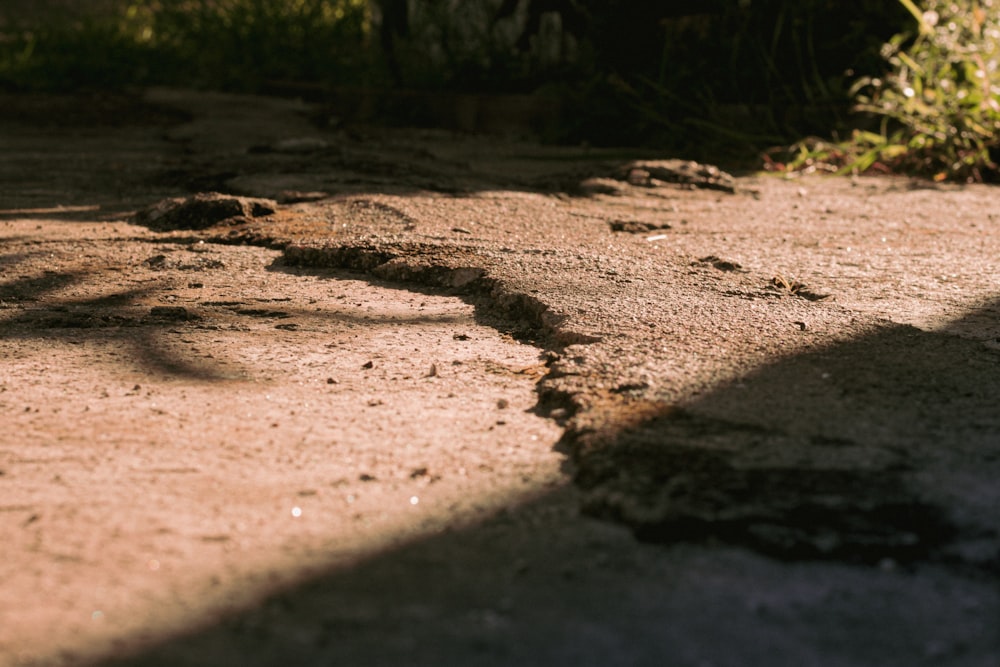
[769,0,1000,182]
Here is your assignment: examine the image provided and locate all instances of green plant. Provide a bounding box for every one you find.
[770,0,1000,182]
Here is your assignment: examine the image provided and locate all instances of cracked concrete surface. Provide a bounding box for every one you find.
[1,89,999,666]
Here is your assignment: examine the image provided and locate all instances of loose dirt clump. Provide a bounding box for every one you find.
[134,193,277,231]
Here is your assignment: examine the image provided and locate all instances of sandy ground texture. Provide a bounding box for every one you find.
[1,89,999,666]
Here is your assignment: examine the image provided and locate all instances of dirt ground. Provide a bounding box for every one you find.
[1,89,999,666]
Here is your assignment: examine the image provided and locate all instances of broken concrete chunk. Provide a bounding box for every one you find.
[134,192,277,230]
[618,159,738,193]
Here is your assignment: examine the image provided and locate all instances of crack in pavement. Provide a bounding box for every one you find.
[157,201,1000,572]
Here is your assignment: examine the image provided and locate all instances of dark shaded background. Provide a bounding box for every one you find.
[0,0,913,156]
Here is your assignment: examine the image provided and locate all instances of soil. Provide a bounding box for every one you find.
[1,88,999,667]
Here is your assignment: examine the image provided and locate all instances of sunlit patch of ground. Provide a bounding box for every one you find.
[0,219,564,666]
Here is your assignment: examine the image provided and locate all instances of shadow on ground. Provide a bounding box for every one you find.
[0,262,489,382]
[572,301,1000,568]
[92,300,1000,666]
